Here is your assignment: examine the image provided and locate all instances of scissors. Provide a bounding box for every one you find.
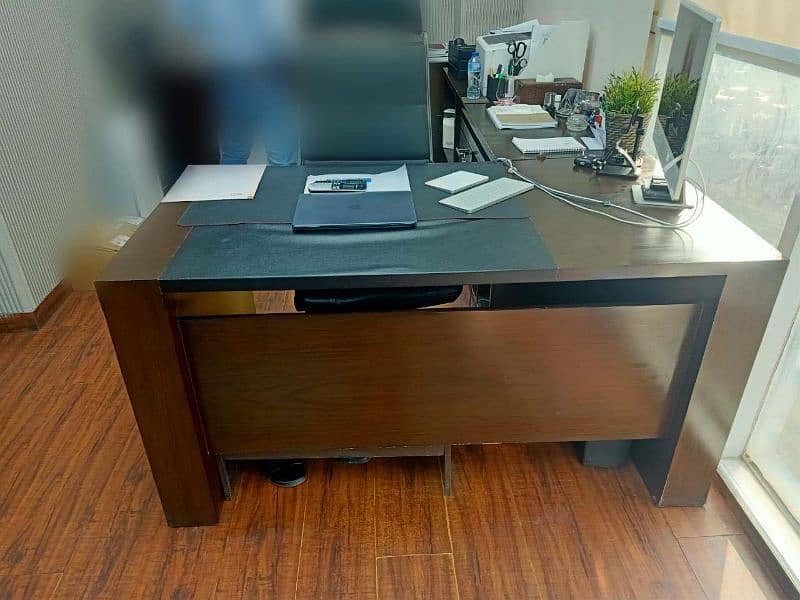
[507,40,528,75]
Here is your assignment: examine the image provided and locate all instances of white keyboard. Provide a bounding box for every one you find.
[438,178,535,214]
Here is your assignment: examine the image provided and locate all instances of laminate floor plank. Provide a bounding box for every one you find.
[24,394,135,575]
[214,466,306,599]
[615,459,653,498]
[294,461,377,600]
[449,444,707,600]
[0,572,62,599]
[662,483,745,539]
[374,457,451,557]
[377,554,459,600]
[447,445,544,599]
[500,444,605,598]
[680,534,787,599]
[568,494,706,599]
[0,384,129,576]
[54,433,164,598]
[515,442,627,507]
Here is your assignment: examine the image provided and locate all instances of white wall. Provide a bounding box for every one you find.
[423,0,524,43]
[523,0,656,90]
[0,1,84,314]
[457,0,524,43]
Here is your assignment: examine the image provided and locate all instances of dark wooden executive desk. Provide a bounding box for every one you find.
[97,86,785,527]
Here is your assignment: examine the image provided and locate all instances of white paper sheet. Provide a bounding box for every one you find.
[161,164,266,203]
[581,136,604,151]
[489,19,539,35]
[303,165,411,194]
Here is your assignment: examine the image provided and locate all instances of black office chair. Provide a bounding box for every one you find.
[302,0,423,34]
[299,34,432,164]
[295,29,460,313]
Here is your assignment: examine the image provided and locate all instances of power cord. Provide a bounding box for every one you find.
[497,156,707,230]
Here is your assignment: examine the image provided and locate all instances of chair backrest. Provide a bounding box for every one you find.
[299,33,432,164]
[302,0,423,34]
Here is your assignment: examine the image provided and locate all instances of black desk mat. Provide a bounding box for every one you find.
[160,218,555,292]
[178,162,531,227]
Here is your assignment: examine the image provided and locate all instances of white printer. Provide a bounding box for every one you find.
[476,32,532,96]
[477,20,590,97]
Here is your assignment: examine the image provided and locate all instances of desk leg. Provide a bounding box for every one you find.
[580,441,632,468]
[97,280,222,527]
[634,265,785,506]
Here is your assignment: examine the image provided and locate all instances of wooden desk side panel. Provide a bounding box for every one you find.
[181,306,696,457]
[96,280,223,526]
[655,261,788,506]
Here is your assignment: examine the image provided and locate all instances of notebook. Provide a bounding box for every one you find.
[512,137,585,155]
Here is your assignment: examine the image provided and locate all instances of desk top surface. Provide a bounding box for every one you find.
[98,70,785,292]
[442,68,783,276]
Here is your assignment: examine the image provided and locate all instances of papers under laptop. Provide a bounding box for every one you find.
[302,165,411,194]
[162,165,266,203]
[294,165,417,232]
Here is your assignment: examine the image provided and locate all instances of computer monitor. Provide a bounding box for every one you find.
[634,0,721,208]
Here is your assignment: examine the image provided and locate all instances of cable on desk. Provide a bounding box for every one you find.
[496,157,707,230]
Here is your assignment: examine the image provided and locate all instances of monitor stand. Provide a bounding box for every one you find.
[632,178,696,210]
[594,146,642,179]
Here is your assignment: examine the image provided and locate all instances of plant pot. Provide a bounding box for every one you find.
[658,114,691,158]
[605,112,651,159]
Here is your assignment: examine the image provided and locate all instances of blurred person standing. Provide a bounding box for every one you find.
[169,0,300,166]
[166,0,306,489]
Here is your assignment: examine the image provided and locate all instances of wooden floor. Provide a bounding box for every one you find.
[0,292,792,599]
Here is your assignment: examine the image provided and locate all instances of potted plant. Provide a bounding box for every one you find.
[658,72,700,157]
[602,69,660,159]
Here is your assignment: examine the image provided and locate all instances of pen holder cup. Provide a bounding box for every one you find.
[487,77,507,104]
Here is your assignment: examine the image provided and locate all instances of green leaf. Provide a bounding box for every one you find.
[658,72,700,117]
[603,68,661,116]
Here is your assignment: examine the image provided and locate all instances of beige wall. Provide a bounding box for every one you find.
[524,0,657,90]
[657,0,799,48]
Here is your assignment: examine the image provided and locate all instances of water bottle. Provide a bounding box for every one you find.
[467,52,481,100]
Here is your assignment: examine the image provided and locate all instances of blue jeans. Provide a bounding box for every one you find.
[215,71,300,166]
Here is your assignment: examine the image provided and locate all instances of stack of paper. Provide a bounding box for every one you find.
[488,105,557,130]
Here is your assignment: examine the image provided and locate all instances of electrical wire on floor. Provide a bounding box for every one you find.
[497,156,708,230]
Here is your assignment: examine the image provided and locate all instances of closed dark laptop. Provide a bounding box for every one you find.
[292,191,418,232]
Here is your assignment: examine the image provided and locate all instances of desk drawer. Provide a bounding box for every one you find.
[180,305,696,457]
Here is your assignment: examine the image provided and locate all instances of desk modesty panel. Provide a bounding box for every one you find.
[181,304,696,458]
